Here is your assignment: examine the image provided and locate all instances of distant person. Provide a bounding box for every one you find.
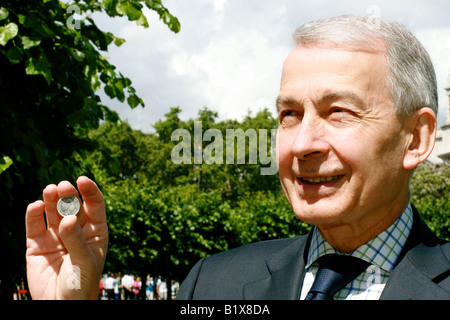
[114,275,122,300]
[133,276,142,299]
[158,278,167,300]
[146,275,154,300]
[121,274,134,300]
[104,273,116,300]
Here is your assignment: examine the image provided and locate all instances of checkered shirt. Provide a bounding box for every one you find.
[300,204,413,300]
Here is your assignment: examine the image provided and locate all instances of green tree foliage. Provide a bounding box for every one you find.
[410,161,450,240]
[0,0,179,299]
[82,108,449,288]
[229,190,310,246]
[80,107,298,284]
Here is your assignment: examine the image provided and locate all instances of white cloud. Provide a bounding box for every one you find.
[170,29,288,120]
[93,0,450,132]
[210,0,227,11]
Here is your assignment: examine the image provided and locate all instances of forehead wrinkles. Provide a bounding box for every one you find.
[281,45,389,83]
[278,48,391,111]
[277,83,318,113]
[278,77,365,111]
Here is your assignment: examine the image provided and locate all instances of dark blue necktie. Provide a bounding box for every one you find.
[305,254,371,300]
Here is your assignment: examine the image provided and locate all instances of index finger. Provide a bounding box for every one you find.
[76,176,105,224]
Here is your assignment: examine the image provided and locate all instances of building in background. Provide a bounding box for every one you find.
[429,71,450,164]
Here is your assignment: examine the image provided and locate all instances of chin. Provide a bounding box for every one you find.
[290,196,351,227]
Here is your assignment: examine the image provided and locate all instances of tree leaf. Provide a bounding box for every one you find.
[169,16,181,33]
[136,13,149,28]
[6,46,23,64]
[21,36,41,50]
[114,37,126,47]
[69,47,85,62]
[0,155,13,174]
[102,0,119,15]
[25,56,53,84]
[82,24,108,51]
[0,22,18,46]
[127,94,140,109]
[116,0,143,21]
[114,79,125,102]
[104,84,115,98]
[13,147,31,166]
[0,7,9,21]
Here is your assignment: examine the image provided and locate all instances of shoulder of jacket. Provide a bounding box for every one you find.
[196,235,309,272]
[441,240,450,261]
[211,235,306,260]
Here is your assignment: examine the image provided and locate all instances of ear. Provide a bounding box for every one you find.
[402,107,437,170]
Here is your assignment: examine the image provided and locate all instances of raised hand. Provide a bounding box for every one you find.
[25,176,108,299]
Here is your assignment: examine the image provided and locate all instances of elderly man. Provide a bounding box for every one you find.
[25,15,449,300]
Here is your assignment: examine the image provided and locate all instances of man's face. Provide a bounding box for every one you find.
[277,45,411,231]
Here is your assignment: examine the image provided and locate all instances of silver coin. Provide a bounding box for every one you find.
[57,195,81,217]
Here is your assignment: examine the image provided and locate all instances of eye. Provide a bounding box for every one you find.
[279,110,301,128]
[281,110,298,117]
[331,107,348,113]
[329,107,355,118]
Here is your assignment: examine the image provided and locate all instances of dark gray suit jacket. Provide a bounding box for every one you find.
[177,206,450,300]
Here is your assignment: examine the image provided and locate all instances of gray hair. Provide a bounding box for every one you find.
[293,15,438,116]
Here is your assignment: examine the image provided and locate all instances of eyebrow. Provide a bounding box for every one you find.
[276,96,301,111]
[276,90,367,112]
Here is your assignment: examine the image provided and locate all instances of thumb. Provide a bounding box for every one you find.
[58,216,100,299]
[58,215,91,265]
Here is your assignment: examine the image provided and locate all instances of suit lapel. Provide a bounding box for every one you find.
[242,205,449,300]
[243,232,311,299]
[381,206,450,299]
[380,244,450,299]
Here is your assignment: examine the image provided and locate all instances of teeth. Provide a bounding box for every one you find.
[301,175,343,184]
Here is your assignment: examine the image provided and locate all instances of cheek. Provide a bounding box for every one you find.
[326,129,382,196]
[327,130,368,167]
[277,130,295,173]
[328,127,405,188]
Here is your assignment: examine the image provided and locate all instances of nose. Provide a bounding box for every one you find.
[291,114,329,161]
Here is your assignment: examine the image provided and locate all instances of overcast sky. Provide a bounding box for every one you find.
[93,0,450,133]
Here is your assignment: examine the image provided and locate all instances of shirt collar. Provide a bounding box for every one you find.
[306,203,413,273]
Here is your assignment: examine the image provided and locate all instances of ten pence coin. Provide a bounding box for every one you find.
[57,195,81,217]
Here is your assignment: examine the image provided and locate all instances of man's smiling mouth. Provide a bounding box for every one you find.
[299,175,345,184]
